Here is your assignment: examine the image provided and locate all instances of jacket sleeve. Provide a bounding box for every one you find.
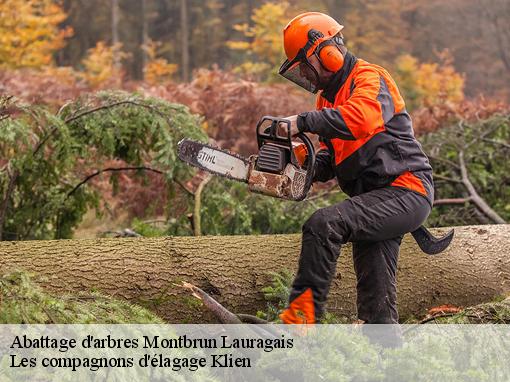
[297,70,395,140]
[312,142,335,183]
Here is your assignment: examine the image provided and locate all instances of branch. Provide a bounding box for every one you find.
[193,174,212,236]
[433,174,463,184]
[458,151,506,224]
[64,100,142,124]
[427,155,460,170]
[434,198,471,206]
[175,179,194,196]
[418,313,458,324]
[176,282,242,324]
[466,122,501,149]
[35,99,179,157]
[66,166,164,199]
[482,138,510,150]
[0,169,19,240]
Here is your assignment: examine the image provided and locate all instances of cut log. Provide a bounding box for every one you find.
[0,225,508,322]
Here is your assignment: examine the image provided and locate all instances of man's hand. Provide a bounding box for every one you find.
[279,115,300,137]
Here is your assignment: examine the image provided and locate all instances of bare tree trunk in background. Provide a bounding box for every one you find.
[490,2,510,74]
[111,0,120,68]
[246,0,254,25]
[321,0,348,25]
[180,0,190,82]
[141,0,149,74]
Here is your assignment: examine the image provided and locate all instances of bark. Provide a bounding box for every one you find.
[0,225,509,323]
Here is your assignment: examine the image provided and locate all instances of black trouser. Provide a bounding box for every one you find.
[288,186,431,323]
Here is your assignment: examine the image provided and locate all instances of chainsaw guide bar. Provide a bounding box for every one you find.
[177,139,250,182]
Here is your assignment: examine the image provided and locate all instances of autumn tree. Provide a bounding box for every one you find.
[332,0,411,69]
[0,0,72,68]
[142,40,178,85]
[227,1,291,80]
[394,51,465,111]
[80,42,128,88]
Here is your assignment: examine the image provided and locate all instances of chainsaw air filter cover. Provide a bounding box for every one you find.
[255,143,288,174]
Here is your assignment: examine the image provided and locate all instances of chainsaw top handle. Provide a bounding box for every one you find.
[256,116,294,148]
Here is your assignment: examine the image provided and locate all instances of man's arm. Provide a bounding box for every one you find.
[313,142,335,183]
[297,70,395,140]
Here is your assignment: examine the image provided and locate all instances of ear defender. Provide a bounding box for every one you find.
[317,42,344,72]
[306,29,344,73]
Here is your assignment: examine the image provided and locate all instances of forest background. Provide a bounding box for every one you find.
[1,0,509,241]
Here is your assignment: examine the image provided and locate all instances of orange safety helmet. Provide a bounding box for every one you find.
[279,12,345,93]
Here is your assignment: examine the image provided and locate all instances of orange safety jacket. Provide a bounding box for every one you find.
[297,52,434,203]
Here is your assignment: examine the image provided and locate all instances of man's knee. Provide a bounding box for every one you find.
[302,207,348,245]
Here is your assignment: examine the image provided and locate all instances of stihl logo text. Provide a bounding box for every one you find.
[197,151,216,164]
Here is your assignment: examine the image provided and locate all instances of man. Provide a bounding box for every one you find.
[278,12,434,325]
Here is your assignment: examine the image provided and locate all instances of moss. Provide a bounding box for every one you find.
[181,295,203,309]
[0,271,164,324]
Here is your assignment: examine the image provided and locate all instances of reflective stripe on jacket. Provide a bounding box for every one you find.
[297,52,434,204]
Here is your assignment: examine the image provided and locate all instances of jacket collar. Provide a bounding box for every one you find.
[320,51,358,104]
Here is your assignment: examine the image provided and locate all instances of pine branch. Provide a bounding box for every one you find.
[66,166,164,199]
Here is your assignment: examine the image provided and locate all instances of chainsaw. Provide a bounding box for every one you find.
[178,116,315,201]
[177,116,453,255]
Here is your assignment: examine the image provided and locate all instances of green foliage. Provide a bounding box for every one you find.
[420,114,510,226]
[0,271,163,323]
[256,269,351,323]
[0,92,206,240]
[130,218,167,237]
[200,178,345,235]
[256,270,293,322]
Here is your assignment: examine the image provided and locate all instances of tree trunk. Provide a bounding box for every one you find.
[0,225,508,323]
[141,0,148,73]
[180,0,190,82]
[111,0,120,69]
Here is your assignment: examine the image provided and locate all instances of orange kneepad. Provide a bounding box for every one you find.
[280,288,316,324]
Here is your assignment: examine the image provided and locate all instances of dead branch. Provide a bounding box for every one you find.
[434,198,471,206]
[177,282,242,324]
[193,174,212,236]
[482,138,510,150]
[458,151,506,224]
[177,282,270,325]
[427,154,461,170]
[432,174,463,184]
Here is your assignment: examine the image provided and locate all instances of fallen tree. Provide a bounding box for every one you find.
[0,225,508,322]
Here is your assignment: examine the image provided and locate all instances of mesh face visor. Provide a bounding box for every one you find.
[279,56,320,94]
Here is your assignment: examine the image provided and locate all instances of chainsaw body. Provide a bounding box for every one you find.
[247,116,315,201]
